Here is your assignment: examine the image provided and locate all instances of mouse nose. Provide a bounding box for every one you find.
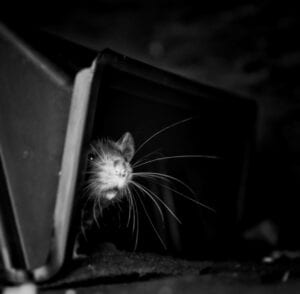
[115,162,127,177]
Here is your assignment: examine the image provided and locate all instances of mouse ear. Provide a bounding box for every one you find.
[117,132,135,162]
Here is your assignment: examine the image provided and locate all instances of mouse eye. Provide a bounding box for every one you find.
[88,154,95,161]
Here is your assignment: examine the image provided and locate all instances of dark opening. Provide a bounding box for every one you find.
[77,53,256,260]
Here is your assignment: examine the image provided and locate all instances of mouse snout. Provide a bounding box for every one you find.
[114,161,128,178]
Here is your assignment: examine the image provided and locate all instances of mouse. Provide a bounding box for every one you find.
[75,119,217,256]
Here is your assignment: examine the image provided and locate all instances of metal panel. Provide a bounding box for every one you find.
[0,24,72,271]
[0,24,257,282]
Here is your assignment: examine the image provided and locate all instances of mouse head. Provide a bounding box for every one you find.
[87,132,135,201]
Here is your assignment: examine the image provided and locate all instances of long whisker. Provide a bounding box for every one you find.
[125,186,133,228]
[82,180,102,194]
[157,182,216,213]
[133,171,195,195]
[130,180,165,223]
[133,186,167,250]
[134,117,193,156]
[130,188,140,251]
[128,186,136,233]
[130,189,137,235]
[82,180,97,192]
[134,174,215,212]
[134,154,219,168]
[92,198,100,229]
[131,181,181,224]
[97,194,103,217]
[138,182,182,224]
[132,149,163,168]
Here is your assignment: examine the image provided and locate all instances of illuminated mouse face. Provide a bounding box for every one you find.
[87,132,135,201]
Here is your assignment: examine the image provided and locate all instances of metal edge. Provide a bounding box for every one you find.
[0,151,28,283]
[32,59,98,282]
[98,49,257,111]
[0,22,70,88]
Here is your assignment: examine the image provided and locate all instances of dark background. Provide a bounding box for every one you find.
[1,0,300,251]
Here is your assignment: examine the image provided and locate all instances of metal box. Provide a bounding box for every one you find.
[0,23,257,283]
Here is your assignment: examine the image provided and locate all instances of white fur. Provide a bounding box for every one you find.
[92,155,132,200]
